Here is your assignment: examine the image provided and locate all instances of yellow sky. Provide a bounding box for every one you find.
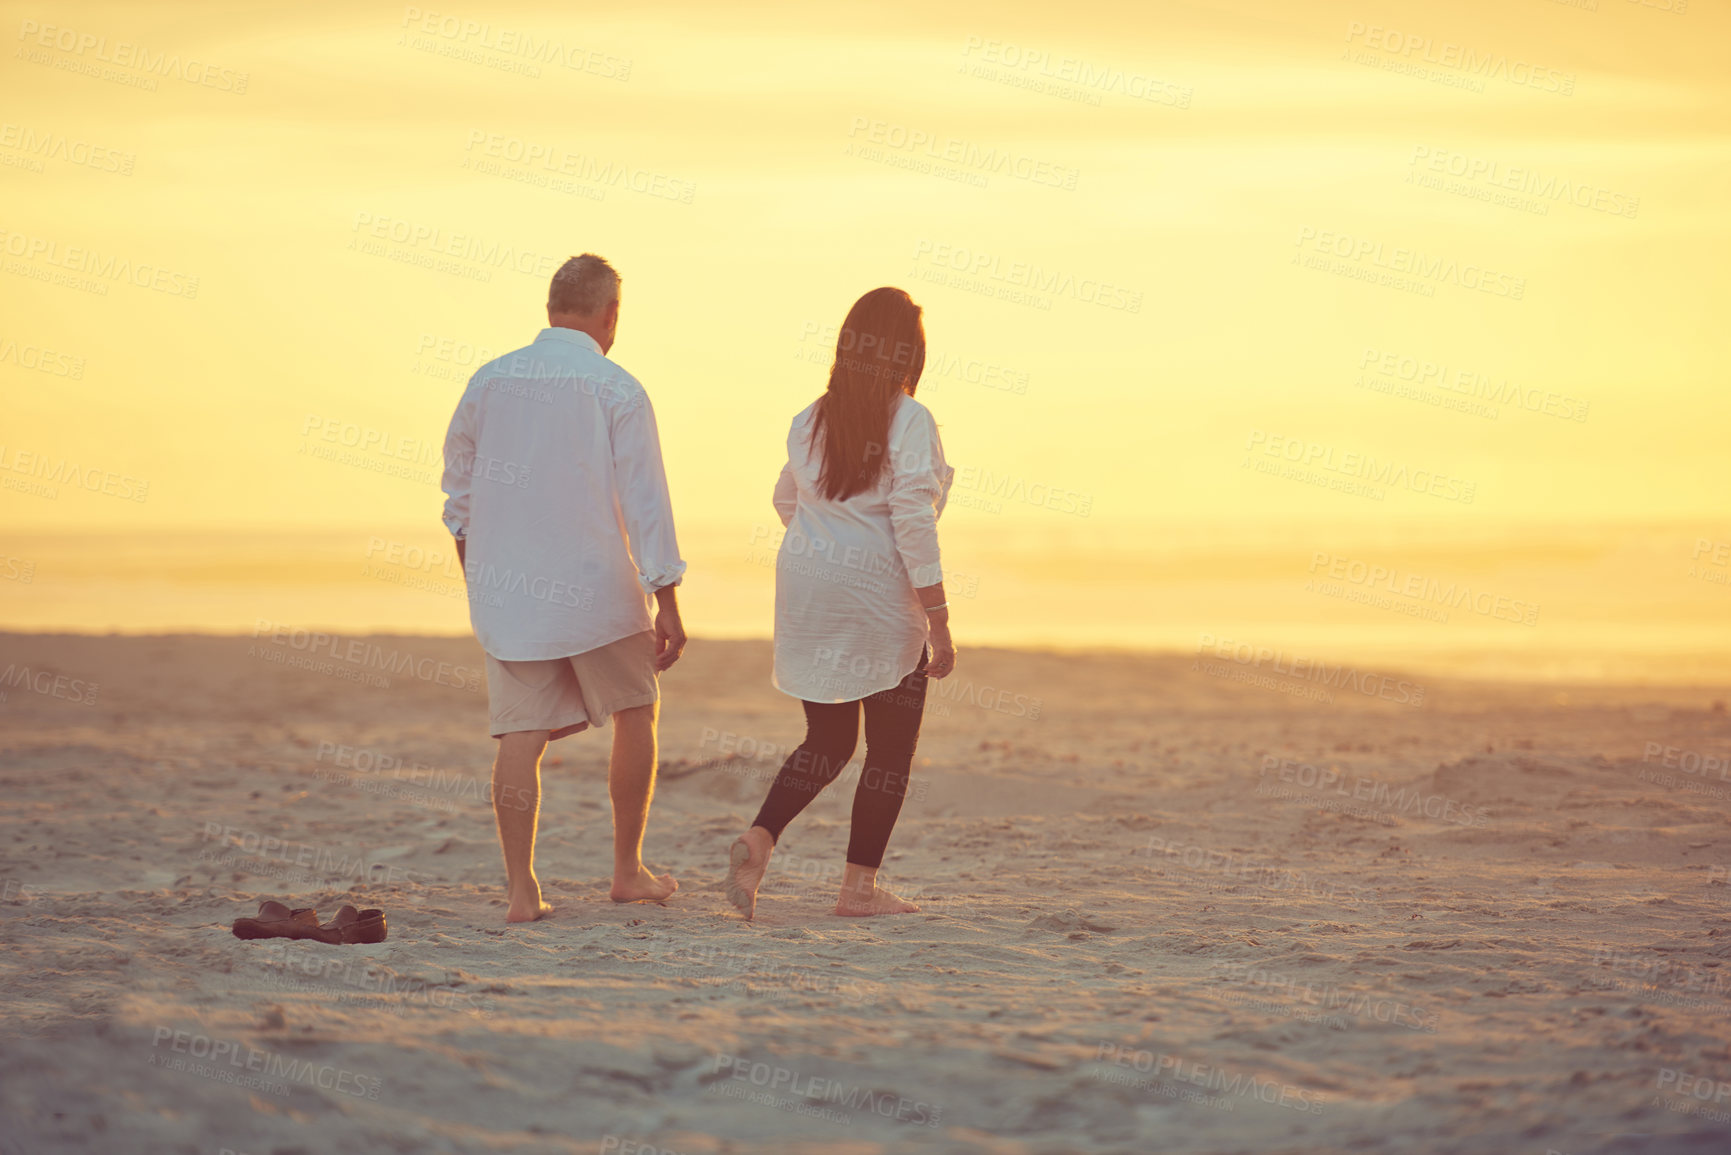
[3,0,1727,543]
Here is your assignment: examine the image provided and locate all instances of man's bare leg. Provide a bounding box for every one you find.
[494,730,554,923]
[608,702,679,903]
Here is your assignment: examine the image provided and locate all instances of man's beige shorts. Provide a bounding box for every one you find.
[484,630,658,740]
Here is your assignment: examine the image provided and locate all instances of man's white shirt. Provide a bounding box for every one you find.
[441,327,685,661]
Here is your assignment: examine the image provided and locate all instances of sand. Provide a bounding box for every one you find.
[2,630,1731,1154]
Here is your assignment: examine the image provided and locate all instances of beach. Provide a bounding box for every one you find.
[3,630,1730,1153]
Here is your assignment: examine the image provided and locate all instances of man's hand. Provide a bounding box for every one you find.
[653,586,687,672]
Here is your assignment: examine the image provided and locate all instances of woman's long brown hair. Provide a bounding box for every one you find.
[811,287,926,501]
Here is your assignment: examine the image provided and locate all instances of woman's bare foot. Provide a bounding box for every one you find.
[835,885,920,917]
[835,863,920,917]
[611,864,678,903]
[506,880,553,923]
[725,827,776,920]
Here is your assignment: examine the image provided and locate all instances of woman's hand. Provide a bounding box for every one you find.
[914,581,955,678]
[927,617,956,679]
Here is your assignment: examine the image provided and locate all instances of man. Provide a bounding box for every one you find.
[441,253,686,923]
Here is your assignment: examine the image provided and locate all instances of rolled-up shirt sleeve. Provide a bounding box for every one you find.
[772,462,798,527]
[887,406,955,588]
[440,380,479,539]
[609,389,687,593]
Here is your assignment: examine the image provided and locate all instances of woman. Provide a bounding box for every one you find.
[725,286,957,919]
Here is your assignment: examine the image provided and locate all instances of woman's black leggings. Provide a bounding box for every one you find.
[750,654,928,869]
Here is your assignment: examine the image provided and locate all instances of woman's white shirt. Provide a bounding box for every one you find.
[771,394,955,703]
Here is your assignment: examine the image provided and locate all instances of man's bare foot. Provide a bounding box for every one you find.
[507,899,554,923]
[725,827,775,920]
[835,885,921,917]
[611,864,678,903]
[506,883,553,923]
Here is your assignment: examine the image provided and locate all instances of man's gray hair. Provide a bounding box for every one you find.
[548,253,620,315]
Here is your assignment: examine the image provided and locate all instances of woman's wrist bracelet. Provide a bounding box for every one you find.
[924,602,948,614]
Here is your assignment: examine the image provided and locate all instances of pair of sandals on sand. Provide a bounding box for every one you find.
[231,900,388,944]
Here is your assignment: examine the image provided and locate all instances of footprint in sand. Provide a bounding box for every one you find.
[1026,909,1117,935]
